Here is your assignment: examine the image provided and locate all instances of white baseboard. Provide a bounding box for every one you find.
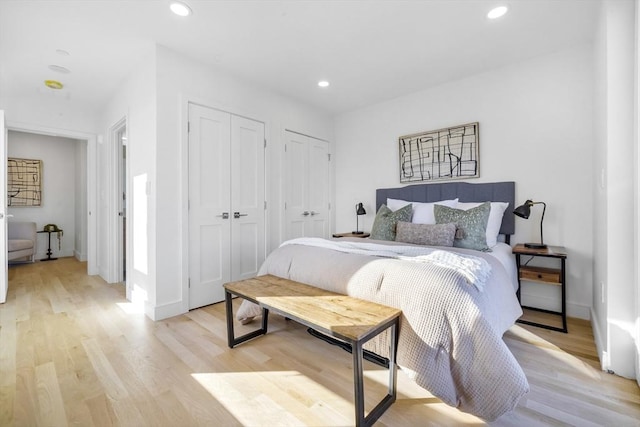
[521,292,591,320]
[590,307,607,371]
[36,250,75,260]
[74,249,87,262]
[149,299,187,321]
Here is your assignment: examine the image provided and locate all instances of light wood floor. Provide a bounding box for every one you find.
[1,258,639,426]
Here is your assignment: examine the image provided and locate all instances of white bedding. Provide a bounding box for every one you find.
[489,242,520,292]
[236,238,528,420]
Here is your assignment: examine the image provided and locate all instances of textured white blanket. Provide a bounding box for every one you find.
[237,239,528,421]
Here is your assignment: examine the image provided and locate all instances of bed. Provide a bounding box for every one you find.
[237,181,529,421]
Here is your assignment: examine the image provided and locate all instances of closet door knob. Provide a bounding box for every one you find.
[216,212,229,219]
[234,212,248,219]
[302,211,310,216]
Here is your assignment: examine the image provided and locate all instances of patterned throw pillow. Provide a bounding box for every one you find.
[434,202,491,251]
[395,222,457,247]
[370,204,413,241]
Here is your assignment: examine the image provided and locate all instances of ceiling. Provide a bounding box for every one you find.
[0,0,600,116]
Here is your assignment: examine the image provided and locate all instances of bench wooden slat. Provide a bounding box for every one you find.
[224,274,401,342]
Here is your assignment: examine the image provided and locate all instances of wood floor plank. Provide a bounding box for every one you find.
[85,393,117,427]
[82,338,129,401]
[34,361,68,426]
[2,257,639,426]
[13,365,38,427]
[0,303,17,389]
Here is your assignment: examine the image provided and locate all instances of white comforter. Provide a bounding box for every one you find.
[237,238,529,421]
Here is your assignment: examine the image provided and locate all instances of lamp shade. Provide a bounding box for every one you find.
[354,202,366,234]
[513,200,532,219]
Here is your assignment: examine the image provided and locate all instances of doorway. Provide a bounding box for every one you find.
[113,120,128,284]
[5,120,99,275]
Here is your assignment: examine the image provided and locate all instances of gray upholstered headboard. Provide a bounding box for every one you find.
[376,181,515,238]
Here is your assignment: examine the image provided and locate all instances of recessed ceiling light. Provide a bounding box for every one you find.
[170,1,192,17]
[318,81,330,88]
[487,6,508,19]
[44,80,64,90]
[48,65,70,74]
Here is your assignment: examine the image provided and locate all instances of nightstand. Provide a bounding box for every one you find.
[332,232,370,238]
[512,244,567,333]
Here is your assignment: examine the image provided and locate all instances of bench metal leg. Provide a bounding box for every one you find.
[225,289,269,348]
[352,317,399,427]
[353,340,365,427]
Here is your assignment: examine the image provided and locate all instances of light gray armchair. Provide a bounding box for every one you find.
[8,221,37,262]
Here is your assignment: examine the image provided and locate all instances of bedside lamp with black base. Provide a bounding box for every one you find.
[513,199,547,249]
[353,202,366,234]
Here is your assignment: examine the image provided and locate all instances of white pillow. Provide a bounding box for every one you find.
[412,199,458,224]
[386,198,412,211]
[386,198,458,224]
[457,201,509,247]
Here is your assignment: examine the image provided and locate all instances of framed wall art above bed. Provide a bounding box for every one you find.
[399,122,479,183]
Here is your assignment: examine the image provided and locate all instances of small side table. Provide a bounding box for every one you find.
[38,229,63,261]
[333,232,370,238]
[512,244,567,333]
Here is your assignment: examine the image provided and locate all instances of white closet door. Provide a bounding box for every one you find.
[188,104,231,309]
[285,132,309,239]
[285,131,330,239]
[230,115,265,281]
[307,138,329,237]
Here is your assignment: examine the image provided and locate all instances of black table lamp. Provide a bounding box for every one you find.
[513,199,547,249]
[354,202,366,234]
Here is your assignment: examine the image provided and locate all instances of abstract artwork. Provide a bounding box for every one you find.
[8,157,42,206]
[399,122,479,183]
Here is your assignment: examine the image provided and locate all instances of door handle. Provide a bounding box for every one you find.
[302,211,310,216]
[310,211,318,216]
[216,212,229,219]
[234,212,248,219]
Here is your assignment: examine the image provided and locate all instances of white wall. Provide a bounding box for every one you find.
[0,95,98,136]
[74,141,87,261]
[592,0,609,369]
[97,46,157,316]
[592,0,637,379]
[635,0,640,387]
[7,130,78,259]
[154,45,334,319]
[334,44,595,320]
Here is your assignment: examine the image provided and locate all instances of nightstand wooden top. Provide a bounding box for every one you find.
[512,244,567,258]
[332,232,370,238]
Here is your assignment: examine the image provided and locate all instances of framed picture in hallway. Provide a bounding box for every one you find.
[7,157,42,207]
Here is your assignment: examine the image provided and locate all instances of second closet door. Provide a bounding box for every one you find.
[285,131,329,239]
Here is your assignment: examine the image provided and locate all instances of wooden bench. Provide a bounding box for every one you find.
[224,274,401,427]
